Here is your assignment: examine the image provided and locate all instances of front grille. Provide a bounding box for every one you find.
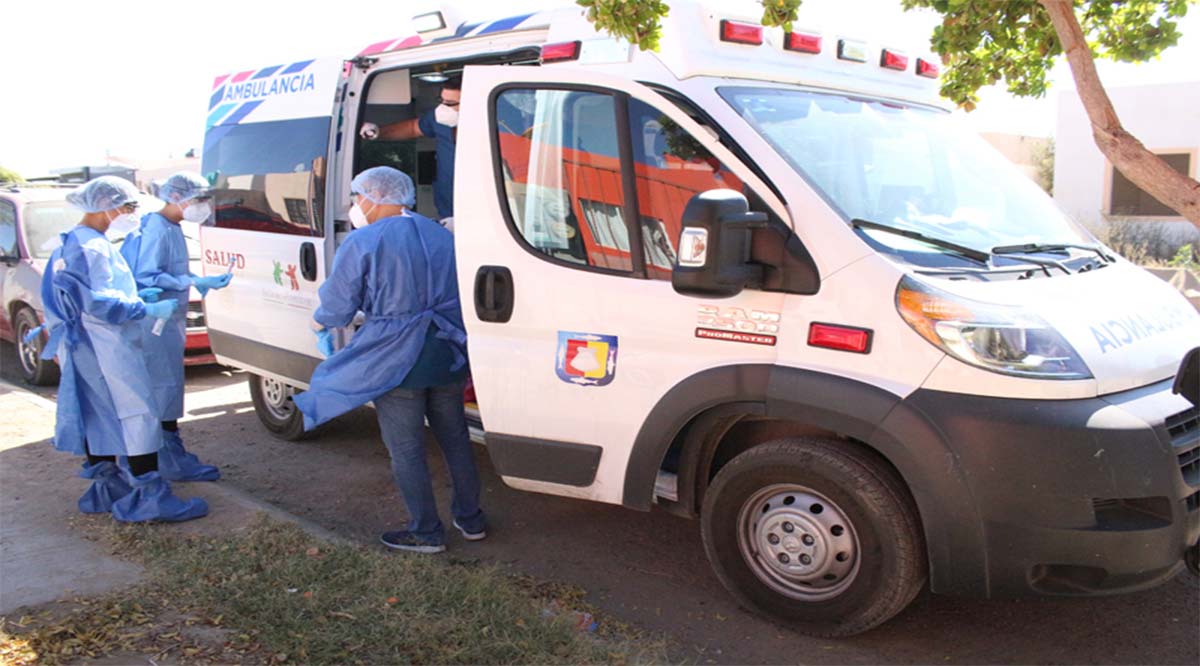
[1167,407,1200,512]
[186,301,206,329]
[1167,408,1200,443]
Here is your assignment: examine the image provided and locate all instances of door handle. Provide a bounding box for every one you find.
[474,266,514,323]
[299,242,317,281]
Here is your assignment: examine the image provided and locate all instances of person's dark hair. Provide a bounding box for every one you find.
[443,76,462,91]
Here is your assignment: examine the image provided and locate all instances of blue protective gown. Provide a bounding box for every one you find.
[40,226,161,457]
[120,212,190,420]
[417,109,455,218]
[293,212,467,430]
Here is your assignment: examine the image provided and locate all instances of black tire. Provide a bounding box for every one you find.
[247,373,309,441]
[700,437,926,637]
[14,306,59,386]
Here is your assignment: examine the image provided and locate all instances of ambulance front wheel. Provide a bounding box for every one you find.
[248,373,308,441]
[700,437,926,637]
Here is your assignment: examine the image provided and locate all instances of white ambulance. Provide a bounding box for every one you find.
[199,1,1200,636]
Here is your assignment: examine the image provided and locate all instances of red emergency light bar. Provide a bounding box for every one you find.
[916,57,940,78]
[808,322,873,354]
[721,20,763,46]
[541,41,581,63]
[880,48,908,71]
[784,31,822,54]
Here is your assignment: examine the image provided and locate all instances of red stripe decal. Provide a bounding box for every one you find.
[358,38,394,56]
[230,69,255,83]
[212,74,230,89]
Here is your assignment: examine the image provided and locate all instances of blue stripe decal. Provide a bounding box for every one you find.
[478,14,532,34]
[209,86,226,110]
[454,22,481,37]
[281,59,314,74]
[203,124,235,156]
[252,65,282,79]
[219,100,264,127]
[206,103,238,128]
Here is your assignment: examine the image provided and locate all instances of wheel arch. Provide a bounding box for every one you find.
[622,364,989,596]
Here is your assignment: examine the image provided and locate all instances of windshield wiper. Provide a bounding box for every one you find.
[851,219,991,264]
[992,242,1115,265]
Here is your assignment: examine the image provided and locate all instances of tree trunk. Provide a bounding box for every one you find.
[1039,0,1200,231]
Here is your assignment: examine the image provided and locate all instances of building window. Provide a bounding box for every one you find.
[1109,153,1191,217]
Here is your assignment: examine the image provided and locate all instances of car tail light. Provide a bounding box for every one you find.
[880,48,908,71]
[541,41,581,63]
[721,20,763,46]
[808,322,873,353]
[784,31,821,54]
[837,38,867,62]
[916,58,940,78]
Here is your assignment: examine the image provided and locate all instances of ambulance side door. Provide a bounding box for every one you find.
[199,58,343,387]
[456,65,793,505]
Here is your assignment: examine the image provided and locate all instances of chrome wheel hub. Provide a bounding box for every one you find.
[260,376,296,420]
[737,484,860,601]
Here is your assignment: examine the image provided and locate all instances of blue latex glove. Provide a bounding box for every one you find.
[22,324,44,345]
[315,328,335,358]
[193,273,233,298]
[138,287,163,303]
[144,300,178,321]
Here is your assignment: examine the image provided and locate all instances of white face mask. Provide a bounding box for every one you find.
[349,201,372,229]
[181,200,213,224]
[434,103,459,128]
[107,211,140,236]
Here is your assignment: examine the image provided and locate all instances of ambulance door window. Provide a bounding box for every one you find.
[201,118,328,237]
[494,88,633,273]
[626,99,744,281]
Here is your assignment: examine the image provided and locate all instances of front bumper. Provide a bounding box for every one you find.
[896,378,1199,597]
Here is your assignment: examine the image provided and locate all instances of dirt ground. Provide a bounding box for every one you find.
[3,343,1198,665]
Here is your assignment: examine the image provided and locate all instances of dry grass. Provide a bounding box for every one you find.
[1,517,667,665]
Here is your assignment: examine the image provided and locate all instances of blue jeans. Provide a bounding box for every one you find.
[374,380,484,544]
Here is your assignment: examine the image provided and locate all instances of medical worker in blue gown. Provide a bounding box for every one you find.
[293,166,485,553]
[121,172,231,482]
[36,176,208,522]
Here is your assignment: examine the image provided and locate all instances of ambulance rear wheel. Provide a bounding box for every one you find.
[700,437,926,637]
[248,373,308,441]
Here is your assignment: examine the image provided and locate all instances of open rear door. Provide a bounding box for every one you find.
[199,58,343,387]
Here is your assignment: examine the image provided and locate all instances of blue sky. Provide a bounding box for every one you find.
[2,0,1196,176]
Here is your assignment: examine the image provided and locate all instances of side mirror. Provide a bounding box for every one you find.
[672,190,766,298]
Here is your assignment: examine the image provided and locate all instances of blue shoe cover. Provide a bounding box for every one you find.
[158,430,220,482]
[111,471,208,523]
[78,461,133,514]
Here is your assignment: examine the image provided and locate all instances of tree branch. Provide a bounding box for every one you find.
[1039,0,1200,229]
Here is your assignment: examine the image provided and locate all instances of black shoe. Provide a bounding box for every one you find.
[380,530,445,553]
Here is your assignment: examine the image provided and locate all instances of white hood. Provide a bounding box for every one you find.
[934,261,1200,396]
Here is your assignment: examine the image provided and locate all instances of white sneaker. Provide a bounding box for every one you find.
[453,519,487,541]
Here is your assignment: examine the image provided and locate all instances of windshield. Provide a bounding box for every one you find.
[720,87,1093,265]
[24,201,80,258]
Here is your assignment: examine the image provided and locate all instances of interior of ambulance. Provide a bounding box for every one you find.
[350,50,541,226]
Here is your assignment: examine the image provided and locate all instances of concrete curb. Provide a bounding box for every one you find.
[0,378,350,547]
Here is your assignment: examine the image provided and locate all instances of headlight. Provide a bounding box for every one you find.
[896,275,1092,380]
